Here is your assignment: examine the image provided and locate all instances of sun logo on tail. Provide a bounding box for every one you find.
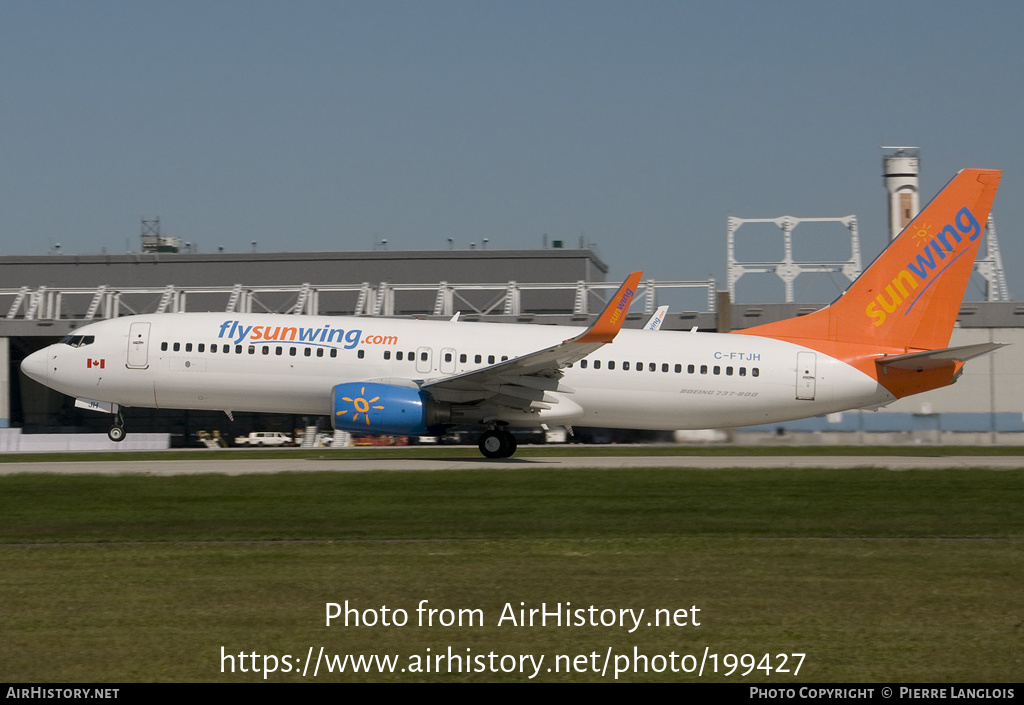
[913,223,931,247]
[335,386,384,426]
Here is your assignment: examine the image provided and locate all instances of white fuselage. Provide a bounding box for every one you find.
[23,312,896,430]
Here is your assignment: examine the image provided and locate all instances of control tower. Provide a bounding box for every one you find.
[882,146,920,241]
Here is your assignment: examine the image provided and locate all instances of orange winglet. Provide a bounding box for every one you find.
[577,271,643,343]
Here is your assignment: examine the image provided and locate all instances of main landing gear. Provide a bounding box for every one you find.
[107,413,126,443]
[478,428,517,459]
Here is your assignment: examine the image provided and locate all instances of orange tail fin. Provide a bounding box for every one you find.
[739,168,1001,352]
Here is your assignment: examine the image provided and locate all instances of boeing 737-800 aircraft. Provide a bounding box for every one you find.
[21,169,1003,458]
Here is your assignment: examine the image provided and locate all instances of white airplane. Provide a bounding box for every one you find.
[21,169,1004,458]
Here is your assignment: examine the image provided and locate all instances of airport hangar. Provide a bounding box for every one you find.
[2,246,1022,446]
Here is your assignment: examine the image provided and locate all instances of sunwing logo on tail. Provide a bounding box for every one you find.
[607,287,635,327]
[865,206,982,327]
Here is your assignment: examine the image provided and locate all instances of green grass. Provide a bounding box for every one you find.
[1,468,1021,682]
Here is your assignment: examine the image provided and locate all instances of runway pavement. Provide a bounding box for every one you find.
[0,454,1021,475]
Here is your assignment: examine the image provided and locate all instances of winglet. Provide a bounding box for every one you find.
[644,305,670,331]
[577,271,643,343]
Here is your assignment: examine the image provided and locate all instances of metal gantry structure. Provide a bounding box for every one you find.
[0,278,717,322]
[976,215,1010,302]
[726,215,863,303]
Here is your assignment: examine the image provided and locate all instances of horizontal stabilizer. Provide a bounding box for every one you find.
[876,343,1007,371]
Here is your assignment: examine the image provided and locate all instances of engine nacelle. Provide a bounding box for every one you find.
[331,382,447,435]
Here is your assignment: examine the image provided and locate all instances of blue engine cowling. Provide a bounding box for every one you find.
[332,382,446,435]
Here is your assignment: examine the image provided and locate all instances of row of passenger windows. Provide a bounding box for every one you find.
[160,340,761,378]
[572,359,760,376]
[161,341,363,359]
[384,350,510,364]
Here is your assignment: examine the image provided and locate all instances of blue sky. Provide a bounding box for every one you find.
[2,1,1022,302]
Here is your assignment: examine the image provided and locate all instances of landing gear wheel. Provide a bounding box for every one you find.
[108,424,126,443]
[479,429,516,459]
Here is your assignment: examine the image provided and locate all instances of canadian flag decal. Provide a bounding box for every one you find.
[87,359,105,369]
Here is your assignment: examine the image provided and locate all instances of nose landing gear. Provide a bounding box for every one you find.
[107,413,126,443]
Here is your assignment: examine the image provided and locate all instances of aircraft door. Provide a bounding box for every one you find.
[127,322,151,369]
[416,347,433,374]
[796,351,816,400]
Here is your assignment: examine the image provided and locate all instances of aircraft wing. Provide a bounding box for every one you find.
[421,272,642,411]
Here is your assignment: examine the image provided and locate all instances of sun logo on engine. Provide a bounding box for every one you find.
[335,387,384,426]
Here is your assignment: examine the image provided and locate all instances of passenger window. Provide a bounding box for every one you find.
[649,362,656,372]
[488,355,495,364]
[713,366,720,375]
[475,354,482,363]
[688,364,695,374]
[739,367,746,376]
[330,349,337,358]
[276,347,283,356]
[304,348,311,357]
[198,343,205,353]
[674,364,682,373]
[662,363,668,372]
[185,343,193,352]
[700,365,707,374]
[235,345,242,354]
[444,352,452,362]
[396,351,403,361]
[384,351,391,360]
[460,354,467,363]
[623,361,630,371]
[752,368,760,377]
[420,352,428,361]
[608,361,615,370]
[289,347,296,356]
[580,359,588,369]
[594,360,601,370]
[161,342,168,351]
[358,350,365,359]
[248,346,256,355]
[726,366,733,375]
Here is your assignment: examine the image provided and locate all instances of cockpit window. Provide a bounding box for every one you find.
[58,335,95,348]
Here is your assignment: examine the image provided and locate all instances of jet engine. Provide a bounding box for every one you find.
[331,382,449,435]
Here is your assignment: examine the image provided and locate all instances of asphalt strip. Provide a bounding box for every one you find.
[0,456,1021,475]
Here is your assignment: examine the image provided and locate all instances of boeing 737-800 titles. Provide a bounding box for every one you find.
[21,169,1004,458]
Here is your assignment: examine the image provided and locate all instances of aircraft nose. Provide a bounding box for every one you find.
[21,348,49,384]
